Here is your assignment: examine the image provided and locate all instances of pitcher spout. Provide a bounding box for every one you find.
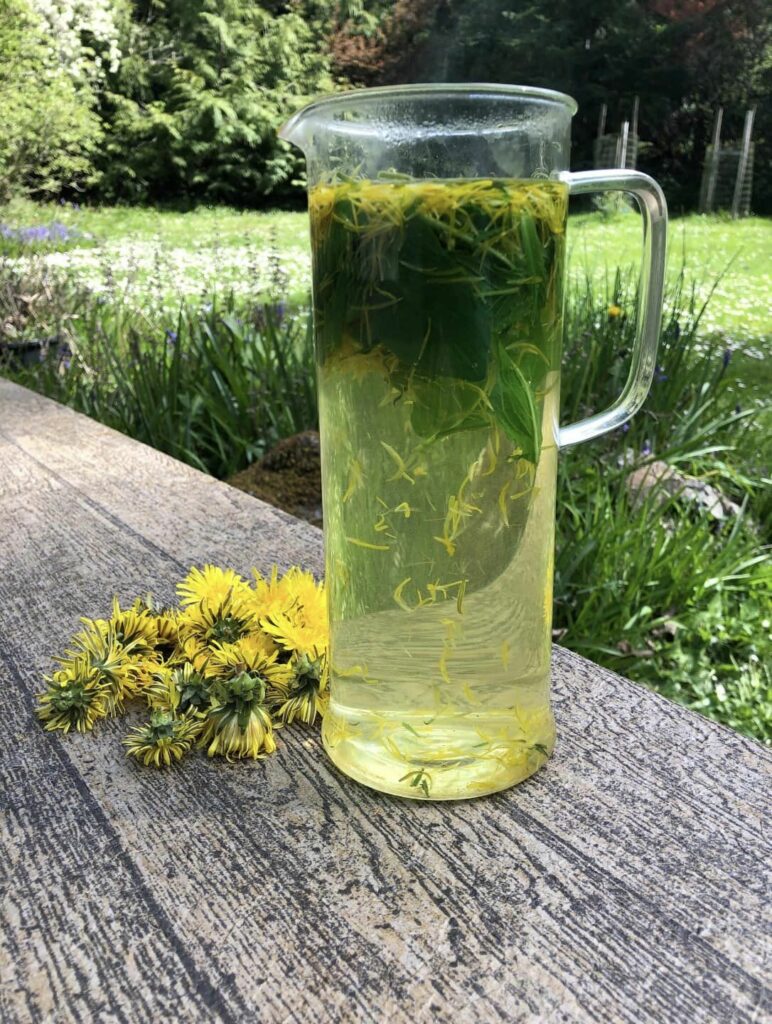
[278,107,310,152]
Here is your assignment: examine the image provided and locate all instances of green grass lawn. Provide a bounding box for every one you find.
[3,197,771,339]
[568,212,772,340]
[1,197,311,251]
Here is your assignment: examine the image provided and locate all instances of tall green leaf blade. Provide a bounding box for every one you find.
[489,343,542,463]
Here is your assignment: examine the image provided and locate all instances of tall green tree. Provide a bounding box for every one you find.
[97,0,380,204]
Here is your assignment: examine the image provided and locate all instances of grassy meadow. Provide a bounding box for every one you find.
[2,196,771,337]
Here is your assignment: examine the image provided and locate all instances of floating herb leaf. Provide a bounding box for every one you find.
[409,377,491,441]
[489,341,543,463]
[399,767,432,797]
[311,178,566,465]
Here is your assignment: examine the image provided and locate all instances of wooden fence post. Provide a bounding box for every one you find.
[630,96,640,168]
[731,107,756,219]
[703,106,723,213]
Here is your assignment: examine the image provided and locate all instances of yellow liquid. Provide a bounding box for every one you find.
[319,365,558,800]
[311,178,565,799]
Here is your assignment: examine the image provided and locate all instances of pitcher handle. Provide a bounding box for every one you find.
[556,169,668,448]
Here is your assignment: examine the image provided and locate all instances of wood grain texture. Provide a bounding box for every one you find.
[0,379,769,1024]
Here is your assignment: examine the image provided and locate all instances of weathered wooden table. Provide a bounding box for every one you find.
[1,379,769,1024]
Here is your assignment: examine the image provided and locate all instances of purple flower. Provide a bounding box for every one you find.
[622,422,630,433]
[62,357,71,371]
[275,301,286,323]
[722,348,733,368]
[165,329,178,345]
[655,365,668,382]
[641,440,652,457]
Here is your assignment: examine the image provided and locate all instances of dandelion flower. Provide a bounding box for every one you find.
[273,652,328,726]
[255,567,328,660]
[249,565,295,621]
[108,597,159,657]
[124,711,202,767]
[199,672,276,760]
[36,661,107,733]
[208,634,291,699]
[178,593,255,651]
[261,612,327,660]
[177,565,251,610]
[65,624,138,712]
[144,666,177,712]
[146,662,212,716]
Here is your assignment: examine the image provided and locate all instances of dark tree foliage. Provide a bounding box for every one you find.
[330,0,443,85]
[7,0,767,209]
[333,0,771,212]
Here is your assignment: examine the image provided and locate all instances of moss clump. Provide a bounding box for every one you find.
[228,431,322,526]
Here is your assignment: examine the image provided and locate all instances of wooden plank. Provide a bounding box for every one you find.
[1,380,770,1023]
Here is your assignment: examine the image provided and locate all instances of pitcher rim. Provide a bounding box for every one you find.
[279,83,578,141]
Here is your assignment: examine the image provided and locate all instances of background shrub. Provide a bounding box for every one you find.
[0,0,105,199]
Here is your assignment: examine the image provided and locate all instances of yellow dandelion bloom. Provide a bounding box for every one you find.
[36,660,107,733]
[124,711,202,767]
[251,566,325,619]
[143,665,177,711]
[177,593,255,651]
[254,567,328,659]
[145,662,214,716]
[249,565,293,620]
[608,304,623,319]
[174,663,212,714]
[207,635,292,703]
[199,672,276,760]
[177,565,251,609]
[260,612,327,659]
[209,632,277,668]
[108,597,159,657]
[272,652,329,726]
[64,624,138,712]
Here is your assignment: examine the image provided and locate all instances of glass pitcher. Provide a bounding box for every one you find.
[280,84,667,800]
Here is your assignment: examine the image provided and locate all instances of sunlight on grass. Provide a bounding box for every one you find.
[2,199,770,340]
[568,212,772,339]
